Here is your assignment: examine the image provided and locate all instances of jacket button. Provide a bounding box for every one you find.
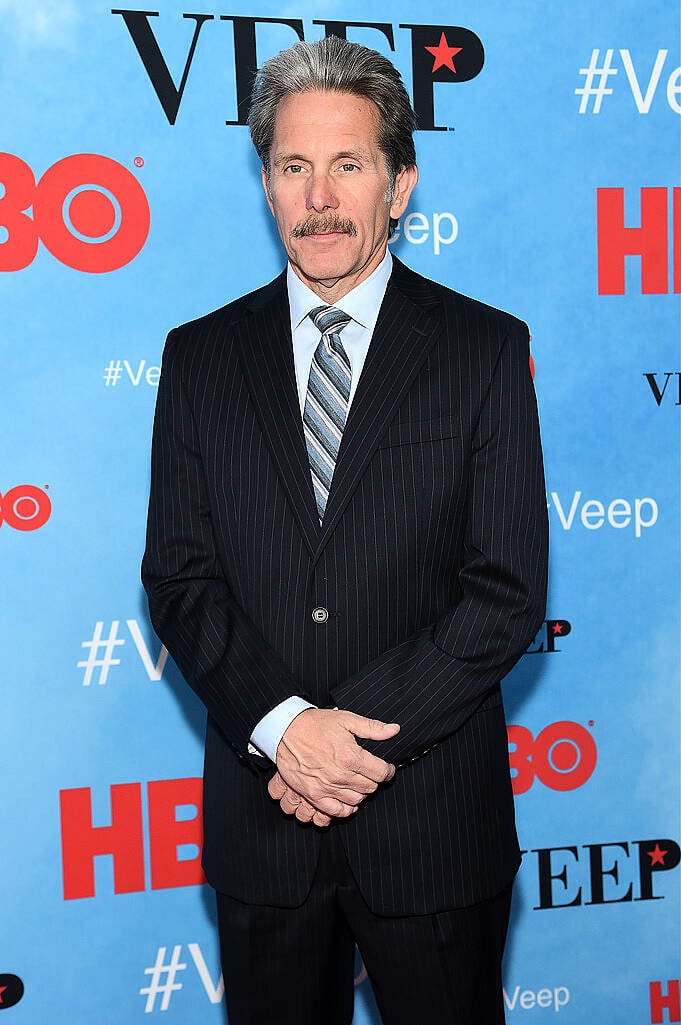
[312,607,329,624]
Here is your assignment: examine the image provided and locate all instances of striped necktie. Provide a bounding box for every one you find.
[303,305,352,521]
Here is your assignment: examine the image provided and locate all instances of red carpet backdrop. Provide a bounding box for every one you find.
[1,0,679,1021]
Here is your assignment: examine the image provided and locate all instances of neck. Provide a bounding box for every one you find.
[289,245,388,304]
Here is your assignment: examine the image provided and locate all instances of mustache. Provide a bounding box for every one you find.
[290,215,358,239]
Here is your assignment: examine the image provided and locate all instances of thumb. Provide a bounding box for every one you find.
[341,712,400,741]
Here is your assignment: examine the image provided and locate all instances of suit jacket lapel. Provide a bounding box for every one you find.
[234,272,320,555]
[234,261,445,561]
[314,260,443,558]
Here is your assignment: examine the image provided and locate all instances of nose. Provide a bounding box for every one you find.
[306,171,339,213]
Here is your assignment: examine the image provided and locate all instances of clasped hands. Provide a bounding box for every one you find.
[268,708,400,827]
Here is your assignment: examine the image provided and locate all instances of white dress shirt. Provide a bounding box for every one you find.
[249,249,393,761]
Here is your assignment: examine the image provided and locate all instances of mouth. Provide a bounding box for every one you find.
[305,231,345,240]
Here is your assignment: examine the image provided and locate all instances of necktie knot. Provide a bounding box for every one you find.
[309,305,351,337]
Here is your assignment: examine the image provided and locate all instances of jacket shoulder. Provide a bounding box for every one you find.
[163,272,286,360]
[391,257,528,338]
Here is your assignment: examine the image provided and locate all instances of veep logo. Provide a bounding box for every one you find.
[644,372,681,406]
[140,943,224,1012]
[0,153,150,273]
[575,49,681,115]
[389,210,459,256]
[524,837,680,909]
[503,983,570,1014]
[508,721,597,795]
[111,12,484,131]
[548,489,658,537]
[526,618,572,654]
[0,485,51,531]
[597,187,680,294]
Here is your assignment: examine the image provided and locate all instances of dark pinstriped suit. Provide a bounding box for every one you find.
[142,255,548,917]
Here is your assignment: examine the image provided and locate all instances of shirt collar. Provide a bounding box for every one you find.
[287,249,393,332]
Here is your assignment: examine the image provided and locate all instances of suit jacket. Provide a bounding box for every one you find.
[142,256,548,915]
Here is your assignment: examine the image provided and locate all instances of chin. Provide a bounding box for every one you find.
[299,259,354,284]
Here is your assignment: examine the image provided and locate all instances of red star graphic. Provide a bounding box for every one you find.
[0,987,6,1004]
[425,32,463,74]
[552,623,564,635]
[647,843,668,866]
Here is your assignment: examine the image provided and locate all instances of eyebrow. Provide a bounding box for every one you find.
[272,148,374,168]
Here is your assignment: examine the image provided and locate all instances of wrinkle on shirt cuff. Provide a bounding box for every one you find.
[248,696,316,761]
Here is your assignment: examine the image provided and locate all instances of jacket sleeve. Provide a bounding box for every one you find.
[141,329,307,763]
[331,319,548,764]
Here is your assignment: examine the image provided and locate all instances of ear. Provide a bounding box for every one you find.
[261,166,275,216]
[389,164,418,220]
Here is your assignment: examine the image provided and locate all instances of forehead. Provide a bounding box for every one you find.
[270,90,382,153]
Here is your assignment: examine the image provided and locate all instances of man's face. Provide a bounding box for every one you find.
[262,89,417,302]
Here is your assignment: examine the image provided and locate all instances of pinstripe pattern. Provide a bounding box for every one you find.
[303,306,352,519]
[142,257,548,914]
[216,825,509,1025]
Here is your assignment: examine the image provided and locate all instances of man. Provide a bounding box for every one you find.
[143,35,548,1025]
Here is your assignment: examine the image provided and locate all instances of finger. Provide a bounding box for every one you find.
[268,774,287,800]
[301,777,371,806]
[279,781,357,819]
[280,765,377,801]
[321,786,368,807]
[337,749,397,786]
[326,772,379,796]
[313,795,359,818]
[340,712,400,742]
[279,790,302,815]
[294,801,315,823]
[312,810,332,827]
[301,768,385,798]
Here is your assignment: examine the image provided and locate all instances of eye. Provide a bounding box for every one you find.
[340,163,359,172]
[285,164,303,174]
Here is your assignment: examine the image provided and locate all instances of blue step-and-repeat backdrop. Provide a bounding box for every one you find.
[2,1,679,1022]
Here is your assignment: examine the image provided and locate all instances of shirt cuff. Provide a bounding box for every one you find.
[248,696,317,762]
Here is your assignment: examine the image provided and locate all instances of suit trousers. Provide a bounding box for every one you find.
[216,824,512,1025]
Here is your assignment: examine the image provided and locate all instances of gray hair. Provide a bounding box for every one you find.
[249,36,417,225]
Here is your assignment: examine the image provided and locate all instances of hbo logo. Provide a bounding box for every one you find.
[0,152,150,273]
[0,485,52,531]
[508,721,597,794]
